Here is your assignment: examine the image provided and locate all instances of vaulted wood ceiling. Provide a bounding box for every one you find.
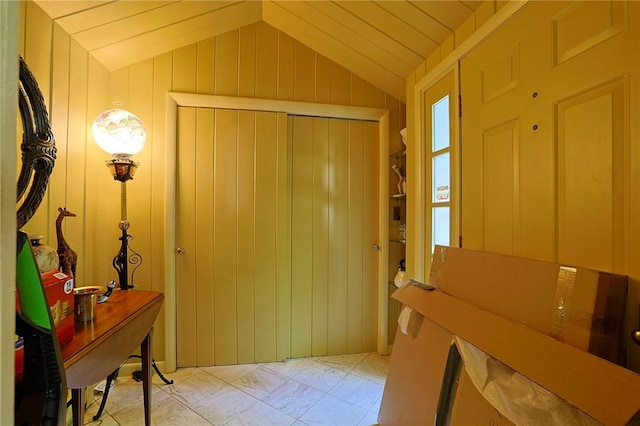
[34,0,482,102]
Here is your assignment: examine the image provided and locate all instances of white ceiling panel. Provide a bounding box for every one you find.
[34,0,482,102]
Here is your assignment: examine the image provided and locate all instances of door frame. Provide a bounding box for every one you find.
[0,1,19,422]
[419,67,460,277]
[409,1,529,281]
[164,92,390,371]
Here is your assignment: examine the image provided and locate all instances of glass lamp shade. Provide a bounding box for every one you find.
[92,108,146,157]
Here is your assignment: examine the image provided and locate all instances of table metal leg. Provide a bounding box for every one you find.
[93,368,119,421]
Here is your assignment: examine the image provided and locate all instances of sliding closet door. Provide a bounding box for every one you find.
[290,115,379,358]
[176,107,289,366]
[177,109,378,365]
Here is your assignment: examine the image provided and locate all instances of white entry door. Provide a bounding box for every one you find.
[461,0,638,273]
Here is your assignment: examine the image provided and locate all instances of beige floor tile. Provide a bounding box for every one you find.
[226,401,297,425]
[161,368,227,406]
[201,363,259,384]
[370,393,383,414]
[156,407,213,425]
[82,352,387,425]
[191,384,260,425]
[231,366,289,400]
[262,379,324,419]
[358,410,380,426]
[316,353,367,372]
[92,377,163,415]
[108,386,190,426]
[153,366,203,384]
[299,394,368,426]
[328,374,384,410]
[260,357,318,378]
[293,363,347,393]
[351,353,390,384]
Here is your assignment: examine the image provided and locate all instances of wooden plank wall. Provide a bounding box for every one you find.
[19,1,405,364]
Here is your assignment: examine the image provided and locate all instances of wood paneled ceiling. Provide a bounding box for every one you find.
[34,0,482,102]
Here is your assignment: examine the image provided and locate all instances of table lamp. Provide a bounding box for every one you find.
[92,106,172,422]
[92,104,146,290]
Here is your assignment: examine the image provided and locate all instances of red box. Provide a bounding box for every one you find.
[40,270,75,344]
[15,270,75,377]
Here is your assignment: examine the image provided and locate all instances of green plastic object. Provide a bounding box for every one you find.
[16,231,53,331]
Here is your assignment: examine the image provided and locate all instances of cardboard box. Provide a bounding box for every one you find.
[15,270,75,377]
[379,301,514,426]
[379,284,640,425]
[429,245,627,363]
[379,248,635,425]
[378,308,453,425]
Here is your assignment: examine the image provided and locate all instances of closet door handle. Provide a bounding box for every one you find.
[372,244,381,251]
[176,247,185,255]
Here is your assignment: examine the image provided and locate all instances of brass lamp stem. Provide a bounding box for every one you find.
[111,171,139,290]
[120,180,128,225]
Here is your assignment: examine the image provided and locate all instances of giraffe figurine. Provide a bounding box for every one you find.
[56,207,78,278]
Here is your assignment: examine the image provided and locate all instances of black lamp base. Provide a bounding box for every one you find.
[112,226,141,290]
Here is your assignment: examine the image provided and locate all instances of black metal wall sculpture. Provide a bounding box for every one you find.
[16,56,56,229]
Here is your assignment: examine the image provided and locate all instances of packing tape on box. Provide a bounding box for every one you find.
[551,267,594,342]
[454,336,601,426]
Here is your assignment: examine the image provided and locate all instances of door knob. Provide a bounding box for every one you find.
[176,247,185,254]
[372,244,381,251]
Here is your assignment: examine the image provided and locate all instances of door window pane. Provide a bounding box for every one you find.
[432,207,450,251]
[430,91,452,253]
[432,96,450,151]
[433,152,450,203]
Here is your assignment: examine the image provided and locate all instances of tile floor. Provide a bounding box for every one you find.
[83,352,389,425]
